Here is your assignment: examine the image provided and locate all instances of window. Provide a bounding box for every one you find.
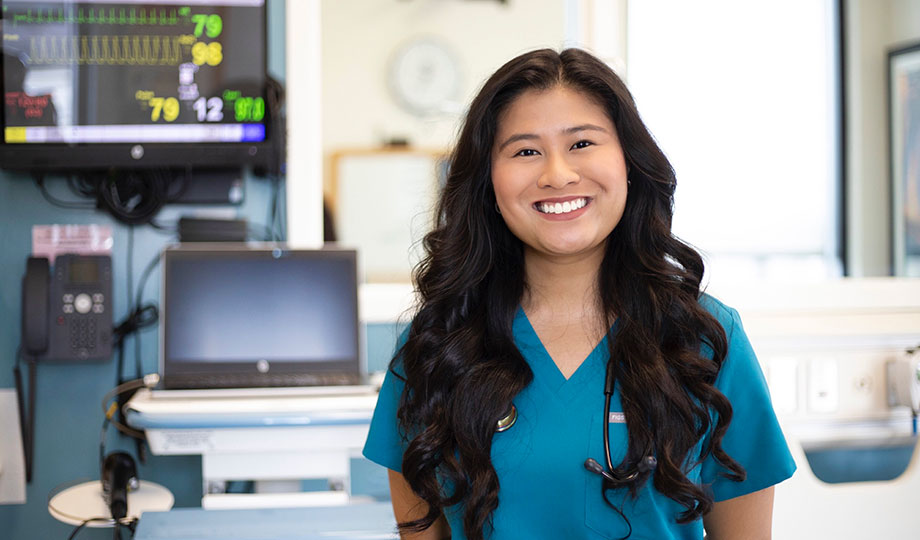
[625,0,842,283]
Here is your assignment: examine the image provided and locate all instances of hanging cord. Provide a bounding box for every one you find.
[148,219,179,234]
[12,348,36,482]
[275,176,287,240]
[112,255,160,364]
[96,171,169,225]
[265,75,287,240]
[111,306,158,374]
[265,74,286,178]
[34,170,172,226]
[125,226,136,376]
[98,374,160,474]
[164,165,192,203]
[64,516,137,540]
[133,252,162,376]
[128,251,162,464]
[121,226,145,464]
[67,173,99,199]
[67,517,116,540]
[248,222,276,241]
[100,377,152,441]
[267,176,281,241]
[110,237,159,464]
[32,173,95,209]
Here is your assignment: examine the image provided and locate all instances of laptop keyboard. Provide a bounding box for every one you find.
[164,372,361,390]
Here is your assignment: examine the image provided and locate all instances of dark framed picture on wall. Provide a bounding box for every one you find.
[890,42,920,277]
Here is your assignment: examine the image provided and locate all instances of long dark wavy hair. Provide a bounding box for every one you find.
[394,48,745,540]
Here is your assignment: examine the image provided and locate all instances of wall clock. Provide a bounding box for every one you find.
[387,38,461,117]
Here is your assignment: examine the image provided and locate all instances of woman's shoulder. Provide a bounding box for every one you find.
[699,292,737,323]
[697,292,744,342]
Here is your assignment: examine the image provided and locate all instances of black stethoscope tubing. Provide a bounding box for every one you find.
[600,387,634,540]
[603,390,616,473]
[594,359,659,540]
[598,358,656,483]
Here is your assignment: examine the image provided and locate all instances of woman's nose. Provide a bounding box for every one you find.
[537,152,579,188]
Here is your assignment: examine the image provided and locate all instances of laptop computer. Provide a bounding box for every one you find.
[153,244,370,397]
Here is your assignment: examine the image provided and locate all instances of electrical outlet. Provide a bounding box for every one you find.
[807,357,839,413]
[836,353,885,415]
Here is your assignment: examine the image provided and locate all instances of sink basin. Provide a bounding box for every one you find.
[801,435,918,483]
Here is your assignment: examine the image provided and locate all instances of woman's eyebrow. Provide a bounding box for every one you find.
[497,124,610,151]
[564,123,609,135]
[496,133,538,152]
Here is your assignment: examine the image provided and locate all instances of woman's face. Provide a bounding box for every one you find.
[491,85,628,264]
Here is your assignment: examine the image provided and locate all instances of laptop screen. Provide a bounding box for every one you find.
[160,245,361,389]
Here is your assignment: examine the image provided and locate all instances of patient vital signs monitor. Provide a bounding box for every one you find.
[159,246,361,390]
[1,0,274,171]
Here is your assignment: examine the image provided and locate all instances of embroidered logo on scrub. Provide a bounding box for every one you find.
[608,412,626,423]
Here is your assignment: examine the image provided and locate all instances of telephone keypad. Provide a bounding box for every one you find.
[70,318,97,351]
[61,290,106,353]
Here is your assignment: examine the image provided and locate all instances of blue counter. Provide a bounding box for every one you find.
[134,502,398,540]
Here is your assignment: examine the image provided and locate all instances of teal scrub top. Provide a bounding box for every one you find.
[363,296,796,539]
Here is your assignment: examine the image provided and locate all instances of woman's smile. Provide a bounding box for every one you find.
[532,196,593,222]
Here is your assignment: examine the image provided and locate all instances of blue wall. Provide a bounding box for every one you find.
[0,176,273,539]
[0,174,399,540]
[0,2,399,538]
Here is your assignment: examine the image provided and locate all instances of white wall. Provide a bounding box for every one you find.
[889,0,920,47]
[321,0,567,154]
[319,0,571,284]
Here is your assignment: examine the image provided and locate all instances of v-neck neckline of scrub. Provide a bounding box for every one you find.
[513,307,614,402]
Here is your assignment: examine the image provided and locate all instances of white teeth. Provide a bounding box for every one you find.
[538,198,587,214]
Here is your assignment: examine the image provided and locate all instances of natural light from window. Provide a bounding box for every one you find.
[625,0,841,286]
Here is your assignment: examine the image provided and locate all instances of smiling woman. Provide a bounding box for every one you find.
[491,86,628,263]
[363,48,795,540]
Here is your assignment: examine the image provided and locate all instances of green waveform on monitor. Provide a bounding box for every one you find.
[10,7,201,28]
[26,34,197,66]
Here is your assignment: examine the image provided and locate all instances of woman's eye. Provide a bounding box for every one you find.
[571,140,593,150]
[514,148,539,157]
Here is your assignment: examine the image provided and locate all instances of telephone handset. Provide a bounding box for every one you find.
[21,254,113,363]
[22,257,50,355]
[17,254,114,483]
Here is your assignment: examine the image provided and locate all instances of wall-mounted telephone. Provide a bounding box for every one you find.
[21,254,113,362]
[16,254,114,483]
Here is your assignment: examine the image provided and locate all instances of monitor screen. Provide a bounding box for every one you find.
[161,246,362,389]
[0,0,273,170]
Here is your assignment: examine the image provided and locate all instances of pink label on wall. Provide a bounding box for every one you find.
[32,224,113,263]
